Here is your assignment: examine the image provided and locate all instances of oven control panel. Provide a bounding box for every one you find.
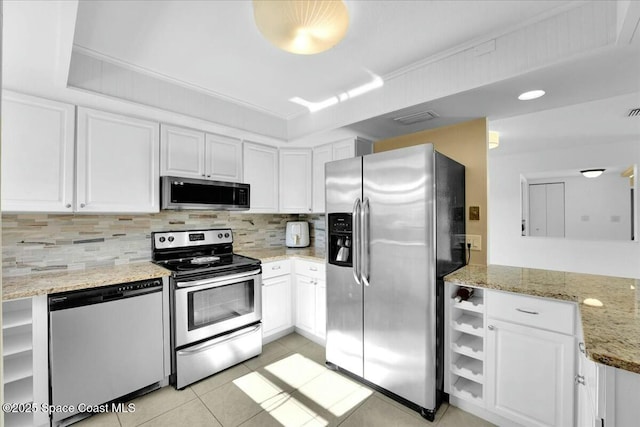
[153,229,233,249]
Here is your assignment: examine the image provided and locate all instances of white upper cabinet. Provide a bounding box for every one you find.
[205,133,242,182]
[279,148,312,213]
[312,144,333,213]
[243,142,278,212]
[160,124,243,182]
[160,124,205,178]
[1,91,75,213]
[76,107,160,213]
[311,137,372,212]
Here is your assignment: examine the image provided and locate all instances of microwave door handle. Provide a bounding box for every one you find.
[352,198,362,285]
[362,197,370,287]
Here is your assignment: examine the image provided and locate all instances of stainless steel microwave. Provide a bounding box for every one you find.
[161,176,250,210]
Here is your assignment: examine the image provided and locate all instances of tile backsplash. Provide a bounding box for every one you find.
[2,212,326,277]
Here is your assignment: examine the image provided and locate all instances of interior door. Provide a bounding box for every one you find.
[362,144,436,409]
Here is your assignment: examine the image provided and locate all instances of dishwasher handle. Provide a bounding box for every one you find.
[49,278,163,311]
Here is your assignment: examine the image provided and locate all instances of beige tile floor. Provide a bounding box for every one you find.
[76,333,494,427]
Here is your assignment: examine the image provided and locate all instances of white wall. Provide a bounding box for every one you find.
[489,140,640,279]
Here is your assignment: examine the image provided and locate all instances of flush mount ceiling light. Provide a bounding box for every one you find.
[518,90,546,101]
[253,0,349,55]
[488,131,500,149]
[581,168,605,178]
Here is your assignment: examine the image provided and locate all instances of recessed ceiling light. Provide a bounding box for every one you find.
[518,90,546,101]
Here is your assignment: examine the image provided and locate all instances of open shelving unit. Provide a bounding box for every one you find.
[3,297,48,427]
[448,285,485,406]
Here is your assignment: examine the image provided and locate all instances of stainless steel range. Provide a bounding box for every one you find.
[152,229,262,389]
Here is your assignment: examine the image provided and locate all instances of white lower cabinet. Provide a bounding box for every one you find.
[485,319,575,427]
[261,260,293,342]
[2,297,49,427]
[485,291,576,427]
[293,259,326,343]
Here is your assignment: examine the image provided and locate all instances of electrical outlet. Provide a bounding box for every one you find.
[466,234,482,251]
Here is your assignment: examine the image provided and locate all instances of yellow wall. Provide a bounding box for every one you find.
[375,118,488,265]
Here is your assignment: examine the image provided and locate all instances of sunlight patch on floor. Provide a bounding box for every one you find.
[233,353,372,425]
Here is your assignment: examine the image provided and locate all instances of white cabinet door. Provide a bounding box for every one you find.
[312,144,332,213]
[160,124,205,178]
[315,278,326,340]
[205,134,242,182]
[262,275,292,338]
[76,108,160,213]
[279,148,312,213]
[486,319,575,427]
[243,142,278,212]
[1,92,75,212]
[295,275,317,334]
[332,139,356,160]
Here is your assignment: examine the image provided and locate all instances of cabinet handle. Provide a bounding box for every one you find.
[575,374,585,385]
[66,204,71,208]
[207,175,211,178]
[272,265,281,270]
[80,203,86,208]
[309,266,318,271]
[578,342,586,354]
[516,308,539,315]
[487,325,495,330]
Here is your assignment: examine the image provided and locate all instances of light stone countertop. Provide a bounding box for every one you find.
[2,262,172,300]
[445,264,640,374]
[1,248,325,301]
[237,247,326,263]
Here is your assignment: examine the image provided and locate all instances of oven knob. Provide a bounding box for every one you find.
[159,237,166,243]
[168,236,174,242]
[224,233,230,238]
[218,233,223,239]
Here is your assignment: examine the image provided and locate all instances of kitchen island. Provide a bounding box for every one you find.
[445,264,640,373]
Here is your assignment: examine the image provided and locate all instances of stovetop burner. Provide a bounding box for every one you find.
[151,229,260,278]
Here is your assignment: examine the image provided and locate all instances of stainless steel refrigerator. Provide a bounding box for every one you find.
[325,143,465,421]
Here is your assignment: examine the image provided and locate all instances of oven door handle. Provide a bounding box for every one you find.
[176,324,261,355]
[176,269,261,289]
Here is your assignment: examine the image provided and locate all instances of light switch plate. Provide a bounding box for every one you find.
[469,206,480,221]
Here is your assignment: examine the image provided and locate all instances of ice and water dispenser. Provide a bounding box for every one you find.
[328,213,352,267]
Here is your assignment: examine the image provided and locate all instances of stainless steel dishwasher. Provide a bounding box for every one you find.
[49,278,166,425]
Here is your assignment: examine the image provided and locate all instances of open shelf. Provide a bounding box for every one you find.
[2,331,33,358]
[3,352,34,384]
[451,354,484,383]
[453,294,485,313]
[452,333,484,360]
[2,308,32,330]
[452,312,484,337]
[3,376,33,405]
[451,377,484,405]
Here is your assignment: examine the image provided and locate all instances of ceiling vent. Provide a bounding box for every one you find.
[628,108,640,117]
[393,110,440,125]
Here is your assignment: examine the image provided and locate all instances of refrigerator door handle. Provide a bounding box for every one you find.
[362,197,371,286]
[352,198,362,285]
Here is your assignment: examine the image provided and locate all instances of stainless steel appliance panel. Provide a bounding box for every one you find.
[362,144,437,408]
[174,270,262,347]
[176,323,262,389]
[325,157,364,377]
[49,288,164,423]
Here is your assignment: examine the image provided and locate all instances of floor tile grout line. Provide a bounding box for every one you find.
[196,392,225,427]
[128,392,200,427]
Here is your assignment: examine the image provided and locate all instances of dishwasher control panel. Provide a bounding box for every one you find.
[49,278,164,311]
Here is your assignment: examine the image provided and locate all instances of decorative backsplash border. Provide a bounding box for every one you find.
[2,212,326,277]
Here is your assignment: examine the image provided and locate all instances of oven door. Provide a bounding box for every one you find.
[174,268,261,347]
